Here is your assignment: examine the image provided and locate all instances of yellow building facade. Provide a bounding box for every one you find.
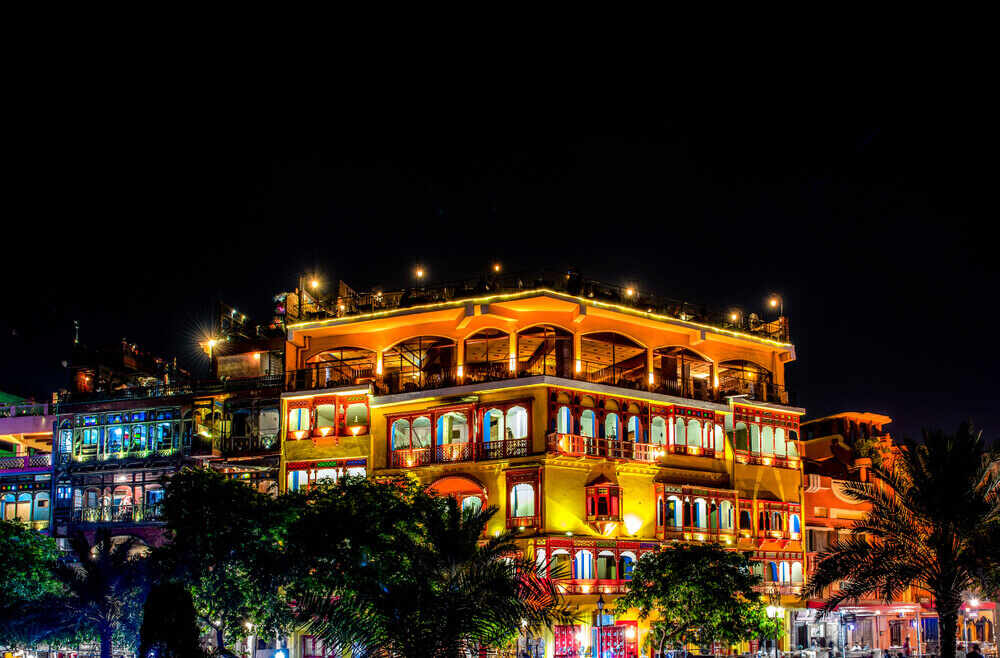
[278,287,806,658]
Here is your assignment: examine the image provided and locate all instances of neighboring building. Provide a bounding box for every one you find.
[799,413,996,655]
[0,392,55,531]
[278,271,807,658]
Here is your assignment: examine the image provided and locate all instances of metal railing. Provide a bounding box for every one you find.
[0,454,52,470]
[218,434,280,455]
[55,374,285,405]
[390,438,531,468]
[72,502,164,524]
[0,403,50,418]
[657,525,738,541]
[547,432,671,463]
[290,269,791,343]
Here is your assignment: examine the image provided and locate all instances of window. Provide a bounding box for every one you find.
[787,430,799,457]
[484,409,504,441]
[693,498,707,528]
[605,413,619,440]
[674,418,686,446]
[779,561,790,583]
[688,419,702,448]
[650,416,666,444]
[556,406,572,434]
[288,408,309,432]
[510,483,535,518]
[762,426,774,454]
[596,551,617,580]
[412,416,431,447]
[130,425,147,451]
[461,496,483,516]
[580,409,596,438]
[791,562,803,583]
[774,427,787,456]
[551,550,572,579]
[750,425,761,452]
[720,500,734,529]
[505,406,528,439]
[316,404,336,431]
[58,429,72,455]
[790,513,801,536]
[436,411,469,444]
[714,425,724,453]
[391,419,411,449]
[733,422,749,451]
[619,552,636,580]
[574,550,594,579]
[343,401,369,430]
[666,496,682,528]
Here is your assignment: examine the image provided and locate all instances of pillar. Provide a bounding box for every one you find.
[508,333,517,372]
[573,333,582,374]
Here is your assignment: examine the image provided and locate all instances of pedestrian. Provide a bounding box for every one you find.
[965,643,983,658]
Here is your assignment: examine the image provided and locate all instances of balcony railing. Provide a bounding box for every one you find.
[553,579,631,595]
[547,433,679,463]
[753,582,803,596]
[0,454,52,471]
[0,403,50,418]
[55,374,285,405]
[657,525,738,542]
[288,269,791,343]
[390,438,530,468]
[735,452,800,469]
[71,447,180,465]
[218,434,280,456]
[72,503,164,524]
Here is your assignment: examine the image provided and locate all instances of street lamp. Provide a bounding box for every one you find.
[767,294,784,316]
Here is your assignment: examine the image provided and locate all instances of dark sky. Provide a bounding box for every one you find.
[2,102,995,443]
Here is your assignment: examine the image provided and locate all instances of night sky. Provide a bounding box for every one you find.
[2,104,995,443]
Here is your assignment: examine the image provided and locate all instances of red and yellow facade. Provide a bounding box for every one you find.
[279,288,806,658]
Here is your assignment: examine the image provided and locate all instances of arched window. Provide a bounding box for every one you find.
[344,402,369,431]
[517,325,573,377]
[464,329,510,379]
[506,407,528,440]
[666,496,682,528]
[688,419,702,449]
[714,425,724,453]
[768,561,779,582]
[656,495,664,526]
[391,419,411,449]
[773,511,784,531]
[461,496,483,516]
[412,416,432,448]
[551,549,572,579]
[483,409,504,442]
[650,416,666,444]
[779,561,790,583]
[762,426,774,455]
[556,406,572,434]
[674,418,686,446]
[580,332,646,388]
[510,483,535,518]
[750,425,761,452]
[773,427,786,456]
[596,551,617,580]
[720,500,734,530]
[619,552,636,580]
[740,509,752,531]
[574,550,594,579]
[693,498,707,528]
[436,412,468,445]
[787,430,799,457]
[1,494,15,521]
[15,493,32,522]
[580,409,596,438]
[759,510,771,531]
[733,422,749,451]
[790,513,801,535]
[627,416,642,442]
[791,562,803,583]
[605,413,620,440]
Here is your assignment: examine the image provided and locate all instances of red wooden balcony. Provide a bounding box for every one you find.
[390,447,432,468]
[735,452,801,469]
[753,582,803,596]
[656,524,738,543]
[547,433,667,463]
[553,578,631,595]
[390,438,529,469]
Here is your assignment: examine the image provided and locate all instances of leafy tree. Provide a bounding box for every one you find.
[162,467,296,653]
[52,529,149,658]
[615,543,781,656]
[138,581,208,658]
[289,475,574,658]
[806,422,1000,658]
[0,519,63,601]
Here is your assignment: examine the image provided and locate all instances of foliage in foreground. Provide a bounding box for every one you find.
[288,475,575,658]
[615,542,782,655]
[806,422,1000,658]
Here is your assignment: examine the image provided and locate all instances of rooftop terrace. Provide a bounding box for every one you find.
[289,270,790,343]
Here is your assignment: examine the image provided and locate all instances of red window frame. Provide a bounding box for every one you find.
[505,466,541,529]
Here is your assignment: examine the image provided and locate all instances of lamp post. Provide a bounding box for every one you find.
[596,593,605,658]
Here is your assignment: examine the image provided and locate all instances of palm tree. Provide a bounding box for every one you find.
[53,529,148,658]
[806,422,999,658]
[298,496,574,658]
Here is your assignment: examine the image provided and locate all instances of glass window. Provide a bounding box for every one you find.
[674,418,686,446]
[461,496,483,516]
[510,482,535,517]
[505,406,528,439]
[391,419,411,450]
[627,416,642,442]
[714,425,724,453]
[484,409,504,441]
[620,553,636,580]
[605,413,619,440]
[130,425,146,451]
[316,404,336,429]
[596,552,617,580]
[733,422,749,451]
[437,412,468,444]
[344,402,368,428]
[288,408,309,432]
[58,429,72,454]
[650,416,666,444]
[750,425,761,452]
[412,416,431,448]
[720,500,734,529]
[106,426,124,453]
[762,426,774,455]
[580,409,596,438]
[574,550,594,579]
[666,496,681,528]
[688,419,702,448]
[556,406,572,434]
[774,428,787,456]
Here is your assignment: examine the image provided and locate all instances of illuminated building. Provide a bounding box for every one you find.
[279,271,807,658]
[800,413,996,654]
[1,392,54,532]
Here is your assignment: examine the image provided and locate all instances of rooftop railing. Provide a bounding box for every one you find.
[292,269,791,343]
[0,403,50,418]
[0,454,52,471]
[55,374,285,405]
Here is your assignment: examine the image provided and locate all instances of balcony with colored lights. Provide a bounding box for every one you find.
[0,453,52,474]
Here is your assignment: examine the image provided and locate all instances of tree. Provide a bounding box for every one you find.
[52,529,149,658]
[138,581,208,658]
[615,543,781,656]
[806,422,1000,658]
[289,475,574,658]
[0,520,72,651]
[162,467,296,653]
